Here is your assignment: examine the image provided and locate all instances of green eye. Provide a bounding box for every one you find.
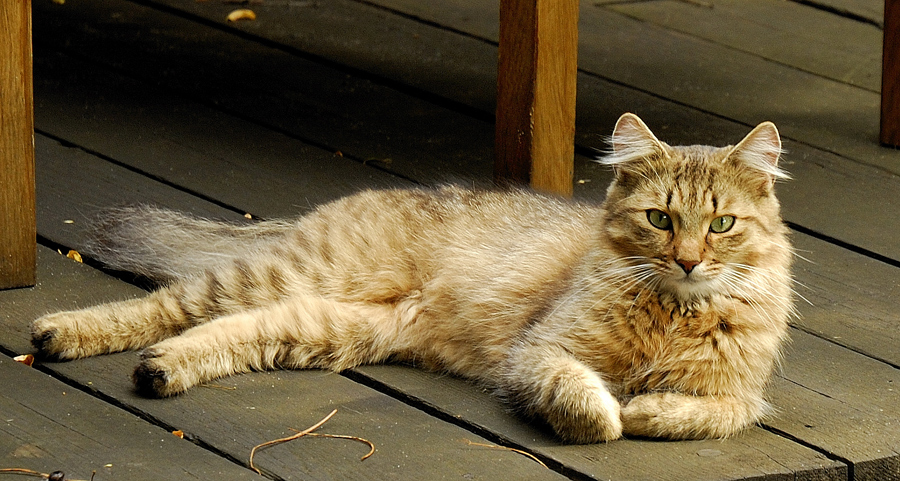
[710,215,735,233]
[647,209,672,230]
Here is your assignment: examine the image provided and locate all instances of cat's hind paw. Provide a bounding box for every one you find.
[132,348,192,398]
[31,312,89,361]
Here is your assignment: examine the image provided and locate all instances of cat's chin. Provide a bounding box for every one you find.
[662,276,719,302]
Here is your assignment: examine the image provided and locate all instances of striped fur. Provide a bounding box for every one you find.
[31,113,794,443]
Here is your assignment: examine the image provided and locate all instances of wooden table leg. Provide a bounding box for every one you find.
[882,0,900,146]
[495,0,579,197]
[0,0,37,289]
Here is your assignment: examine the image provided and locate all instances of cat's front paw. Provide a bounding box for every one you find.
[133,347,195,398]
[621,393,671,438]
[544,373,623,443]
[622,392,751,440]
[31,312,89,360]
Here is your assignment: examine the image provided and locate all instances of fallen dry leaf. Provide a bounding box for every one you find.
[66,250,83,263]
[226,9,256,21]
[13,354,34,367]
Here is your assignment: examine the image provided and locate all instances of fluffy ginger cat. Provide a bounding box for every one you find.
[31,113,794,443]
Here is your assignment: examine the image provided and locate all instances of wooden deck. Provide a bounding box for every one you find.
[2,0,899,479]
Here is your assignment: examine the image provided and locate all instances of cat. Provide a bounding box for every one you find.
[30,113,794,443]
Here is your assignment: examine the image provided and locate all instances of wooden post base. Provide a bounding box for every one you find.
[495,0,579,196]
[0,0,37,289]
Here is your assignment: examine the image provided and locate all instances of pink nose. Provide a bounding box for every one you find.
[677,259,701,274]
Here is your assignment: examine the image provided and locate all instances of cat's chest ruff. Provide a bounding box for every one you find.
[624,292,720,342]
[607,290,758,395]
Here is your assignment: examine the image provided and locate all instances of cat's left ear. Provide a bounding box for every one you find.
[600,113,667,178]
[726,121,790,190]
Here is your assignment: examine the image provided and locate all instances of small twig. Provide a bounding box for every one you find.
[200,383,237,391]
[0,468,46,478]
[249,409,338,474]
[290,432,375,461]
[248,409,377,473]
[464,440,549,469]
[0,468,95,481]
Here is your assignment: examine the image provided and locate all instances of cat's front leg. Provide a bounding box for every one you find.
[500,344,622,443]
[621,391,767,439]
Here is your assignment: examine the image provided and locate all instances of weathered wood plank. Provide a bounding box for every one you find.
[495,0,578,195]
[32,51,412,220]
[1,248,570,481]
[606,0,882,92]
[32,0,496,188]
[578,3,894,173]
[791,232,900,367]
[798,0,885,25]
[882,0,900,146]
[34,134,250,248]
[0,0,36,289]
[354,365,847,481]
[0,356,265,480]
[768,332,900,481]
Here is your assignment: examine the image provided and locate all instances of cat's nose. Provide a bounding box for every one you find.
[677,259,701,274]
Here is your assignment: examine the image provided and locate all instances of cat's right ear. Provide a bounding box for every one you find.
[599,113,666,177]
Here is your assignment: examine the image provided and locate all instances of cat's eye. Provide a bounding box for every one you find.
[710,215,735,233]
[646,209,672,230]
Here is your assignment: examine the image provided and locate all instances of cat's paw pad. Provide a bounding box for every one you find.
[133,349,187,398]
[31,313,83,360]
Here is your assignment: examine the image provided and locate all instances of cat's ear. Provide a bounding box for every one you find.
[727,121,790,189]
[599,113,666,176]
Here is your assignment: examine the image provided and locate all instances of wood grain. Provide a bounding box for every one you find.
[608,0,882,92]
[495,0,578,196]
[0,0,35,289]
[768,331,900,481]
[882,0,900,146]
[0,356,264,480]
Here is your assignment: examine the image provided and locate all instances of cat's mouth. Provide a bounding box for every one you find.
[662,271,718,300]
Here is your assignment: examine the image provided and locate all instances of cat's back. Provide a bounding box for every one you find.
[303,185,601,254]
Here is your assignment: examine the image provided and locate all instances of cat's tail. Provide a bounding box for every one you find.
[81,206,295,283]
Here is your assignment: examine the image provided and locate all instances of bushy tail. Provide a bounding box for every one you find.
[81,206,295,283]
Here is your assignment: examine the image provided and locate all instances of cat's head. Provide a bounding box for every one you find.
[598,113,791,301]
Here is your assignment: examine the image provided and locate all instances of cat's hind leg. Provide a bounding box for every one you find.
[32,256,302,360]
[31,288,196,360]
[132,295,418,397]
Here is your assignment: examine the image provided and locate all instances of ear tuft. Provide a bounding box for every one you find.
[596,113,666,172]
[728,121,791,182]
